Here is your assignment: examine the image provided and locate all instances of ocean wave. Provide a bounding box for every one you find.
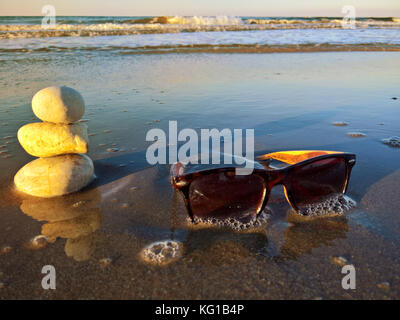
[245,17,400,24]
[0,15,399,39]
[245,18,341,25]
[125,15,243,25]
[1,27,399,54]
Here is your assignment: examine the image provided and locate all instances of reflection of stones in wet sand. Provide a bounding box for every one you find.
[41,211,102,242]
[65,234,95,262]
[20,188,102,261]
[20,192,100,222]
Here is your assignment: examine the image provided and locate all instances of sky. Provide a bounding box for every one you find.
[1,0,399,17]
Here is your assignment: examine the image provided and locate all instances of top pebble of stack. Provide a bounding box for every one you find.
[32,86,85,124]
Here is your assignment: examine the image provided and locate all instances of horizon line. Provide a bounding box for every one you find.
[0,14,398,18]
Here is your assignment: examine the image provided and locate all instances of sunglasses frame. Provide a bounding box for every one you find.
[171,152,356,220]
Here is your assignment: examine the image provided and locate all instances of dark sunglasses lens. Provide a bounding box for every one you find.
[188,172,265,220]
[288,158,347,207]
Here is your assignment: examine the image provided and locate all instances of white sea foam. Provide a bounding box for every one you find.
[297,194,356,217]
[1,28,399,54]
[189,209,270,231]
[163,16,243,25]
[1,15,399,54]
[140,240,183,265]
[1,15,400,40]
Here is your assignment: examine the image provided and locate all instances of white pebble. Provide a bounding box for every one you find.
[332,256,348,266]
[347,132,366,138]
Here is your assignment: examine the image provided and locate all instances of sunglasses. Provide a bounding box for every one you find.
[170,150,356,222]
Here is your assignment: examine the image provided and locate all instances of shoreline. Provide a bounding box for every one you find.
[3,43,400,55]
[116,43,400,54]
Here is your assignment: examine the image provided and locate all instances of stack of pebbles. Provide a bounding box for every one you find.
[14,86,94,197]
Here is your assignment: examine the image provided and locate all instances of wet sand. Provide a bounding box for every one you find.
[0,52,399,299]
[115,43,400,54]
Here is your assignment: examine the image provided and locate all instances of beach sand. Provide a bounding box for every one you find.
[0,52,399,299]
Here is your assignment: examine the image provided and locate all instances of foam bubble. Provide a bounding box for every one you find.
[189,209,270,231]
[140,240,183,265]
[72,200,87,208]
[25,235,48,250]
[296,194,356,217]
[99,257,112,267]
[382,136,400,148]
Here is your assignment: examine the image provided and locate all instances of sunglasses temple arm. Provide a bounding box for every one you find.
[169,190,176,240]
[343,161,355,193]
[257,150,344,165]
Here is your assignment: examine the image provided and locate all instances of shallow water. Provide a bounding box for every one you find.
[0,51,399,299]
[2,28,400,52]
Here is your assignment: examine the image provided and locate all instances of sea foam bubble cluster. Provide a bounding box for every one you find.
[140,240,183,265]
[297,194,356,217]
[189,209,270,231]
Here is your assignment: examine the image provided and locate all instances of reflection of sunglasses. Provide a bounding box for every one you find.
[170,150,356,222]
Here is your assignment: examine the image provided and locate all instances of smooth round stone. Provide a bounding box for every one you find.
[32,86,85,124]
[18,122,89,157]
[14,154,94,198]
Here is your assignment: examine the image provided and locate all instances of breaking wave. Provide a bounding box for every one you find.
[125,15,243,25]
[0,15,399,39]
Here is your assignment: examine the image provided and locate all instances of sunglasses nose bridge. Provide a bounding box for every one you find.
[265,170,285,189]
